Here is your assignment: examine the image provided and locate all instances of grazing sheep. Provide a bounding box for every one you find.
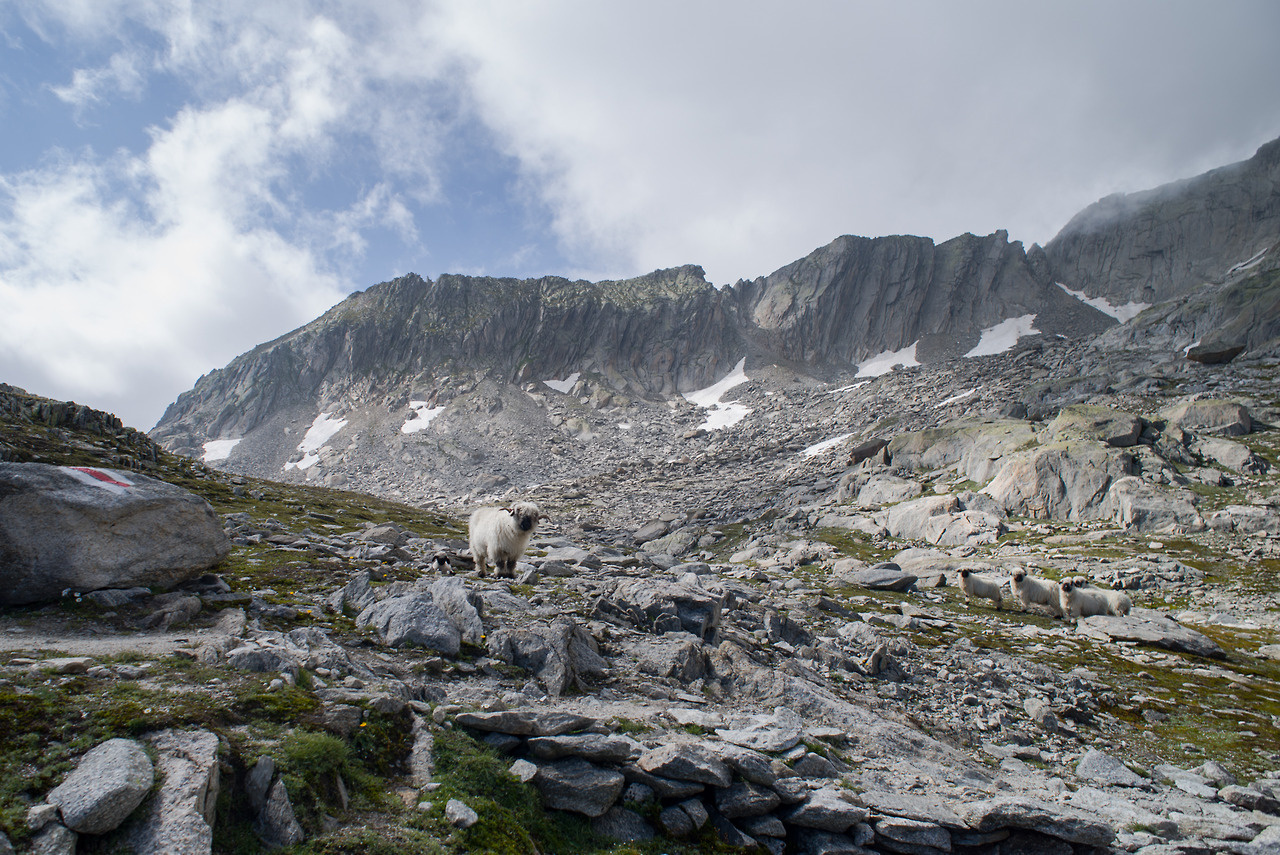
[469,501,544,578]
[432,552,453,575]
[958,567,1005,610]
[1010,567,1063,616]
[1058,578,1132,618]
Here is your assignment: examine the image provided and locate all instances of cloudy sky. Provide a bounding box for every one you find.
[2,1,1279,430]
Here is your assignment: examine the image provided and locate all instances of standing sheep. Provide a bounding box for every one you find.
[958,567,1005,610]
[1010,567,1063,616]
[1058,578,1131,618]
[469,501,544,578]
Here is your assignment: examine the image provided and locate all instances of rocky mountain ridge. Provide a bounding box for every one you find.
[150,137,1280,507]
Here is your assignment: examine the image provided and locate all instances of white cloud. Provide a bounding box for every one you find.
[431,1,1280,283]
[51,49,146,111]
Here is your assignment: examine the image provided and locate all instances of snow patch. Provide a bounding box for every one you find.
[826,381,871,396]
[401,400,445,434]
[1227,248,1268,276]
[964,315,1038,358]
[940,388,977,407]
[1183,339,1202,356]
[1056,283,1149,323]
[801,433,853,458]
[856,343,920,377]
[684,357,752,431]
[543,372,580,394]
[284,412,348,471]
[202,438,242,462]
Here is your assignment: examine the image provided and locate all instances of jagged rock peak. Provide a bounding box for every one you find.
[1043,134,1280,304]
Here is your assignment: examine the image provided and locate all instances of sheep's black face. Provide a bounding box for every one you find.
[518,514,535,532]
[959,569,970,578]
[1060,580,1074,594]
[1012,570,1025,582]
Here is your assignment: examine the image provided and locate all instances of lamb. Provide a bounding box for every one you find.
[1010,567,1063,616]
[468,501,544,578]
[958,567,1005,610]
[1058,578,1132,618]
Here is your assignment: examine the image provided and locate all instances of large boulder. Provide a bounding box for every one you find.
[46,738,154,834]
[595,581,723,639]
[874,495,1006,546]
[486,619,608,696]
[128,730,220,855]
[1101,477,1203,533]
[887,419,1039,483]
[982,442,1133,522]
[356,594,461,654]
[1047,405,1143,447]
[1160,400,1252,436]
[1076,610,1226,659]
[0,463,231,605]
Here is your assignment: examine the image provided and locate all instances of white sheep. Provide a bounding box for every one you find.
[1058,578,1132,618]
[468,501,544,578]
[958,567,1005,610]
[1010,567,1063,616]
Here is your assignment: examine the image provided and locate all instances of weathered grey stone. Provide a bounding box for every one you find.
[716,781,781,818]
[1077,611,1226,659]
[590,806,654,841]
[793,827,872,855]
[712,743,778,786]
[846,563,918,592]
[128,729,220,855]
[1195,436,1269,473]
[46,738,154,834]
[1220,785,1280,814]
[1048,405,1143,447]
[601,580,723,638]
[711,814,759,849]
[716,707,805,752]
[327,571,376,616]
[532,758,625,818]
[1102,477,1203,533]
[426,577,485,645]
[1160,400,1252,436]
[445,798,478,828]
[793,752,840,778]
[659,806,694,837]
[621,766,705,799]
[454,709,595,737]
[527,733,643,764]
[637,743,732,787]
[959,796,1115,846]
[1076,749,1147,788]
[783,788,870,832]
[30,823,76,855]
[855,791,965,828]
[0,463,231,606]
[887,420,1038,483]
[880,819,952,849]
[626,632,709,682]
[856,475,923,508]
[509,758,538,783]
[741,814,788,838]
[982,442,1133,522]
[486,618,607,696]
[256,779,305,848]
[772,776,812,804]
[246,757,276,814]
[356,593,460,654]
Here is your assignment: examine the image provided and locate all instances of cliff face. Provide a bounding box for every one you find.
[1043,138,1280,304]
[151,135,1280,484]
[732,230,1111,365]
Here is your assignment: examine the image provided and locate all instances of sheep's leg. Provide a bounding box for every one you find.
[475,555,488,577]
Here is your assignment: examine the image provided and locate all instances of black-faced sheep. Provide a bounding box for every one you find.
[468,501,543,578]
[1010,567,1063,616]
[1058,578,1131,618]
[958,567,1005,610]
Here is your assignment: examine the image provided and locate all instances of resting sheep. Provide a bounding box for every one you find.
[1010,567,1063,616]
[958,567,1005,610]
[468,501,544,578]
[1058,578,1131,618]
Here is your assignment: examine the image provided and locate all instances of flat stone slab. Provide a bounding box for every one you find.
[960,796,1115,847]
[716,707,805,753]
[1077,610,1226,659]
[782,788,870,832]
[847,563,918,592]
[527,733,643,763]
[454,709,595,737]
[637,743,732,788]
[533,758,625,818]
[856,790,966,828]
